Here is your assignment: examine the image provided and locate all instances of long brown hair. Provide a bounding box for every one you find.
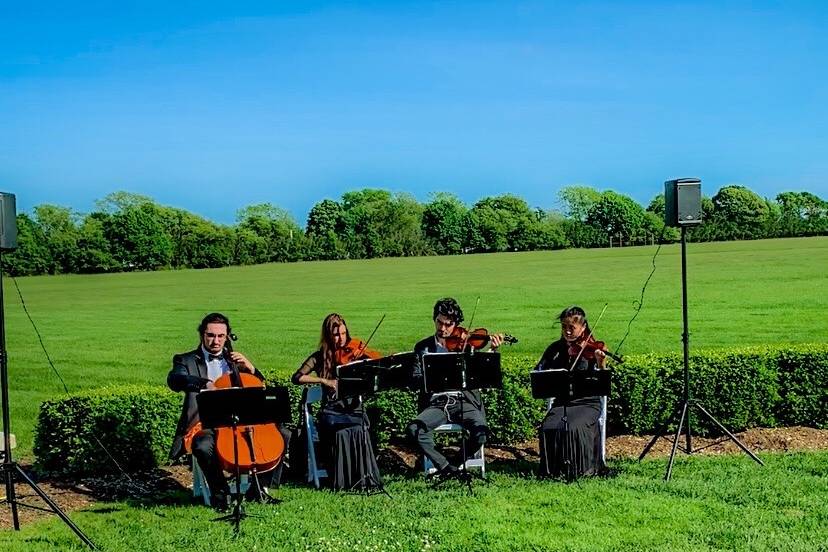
[319,313,350,379]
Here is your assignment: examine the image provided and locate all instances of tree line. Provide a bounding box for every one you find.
[4,186,827,276]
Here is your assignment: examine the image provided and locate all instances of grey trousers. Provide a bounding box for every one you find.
[406,397,487,470]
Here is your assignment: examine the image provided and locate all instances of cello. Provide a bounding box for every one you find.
[183,337,285,476]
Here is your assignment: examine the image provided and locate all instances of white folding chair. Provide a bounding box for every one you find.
[191,449,250,505]
[422,424,486,478]
[302,385,329,489]
[0,433,15,463]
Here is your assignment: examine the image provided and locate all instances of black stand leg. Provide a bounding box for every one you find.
[0,252,96,548]
[0,463,98,549]
[212,417,255,535]
[694,403,764,465]
[639,227,763,480]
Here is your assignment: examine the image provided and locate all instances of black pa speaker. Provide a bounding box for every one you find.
[0,192,18,251]
[664,178,702,227]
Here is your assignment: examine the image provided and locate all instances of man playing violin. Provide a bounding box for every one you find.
[406,298,504,477]
[168,312,290,511]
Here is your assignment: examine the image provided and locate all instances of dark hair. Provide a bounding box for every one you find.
[433,297,464,324]
[319,313,350,379]
[558,305,590,333]
[198,312,231,335]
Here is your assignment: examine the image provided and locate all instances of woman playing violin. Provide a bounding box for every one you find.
[292,313,382,490]
[534,306,607,479]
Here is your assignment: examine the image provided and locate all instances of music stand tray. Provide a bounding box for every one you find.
[336,353,416,399]
[197,386,290,429]
[422,351,502,394]
[530,369,610,402]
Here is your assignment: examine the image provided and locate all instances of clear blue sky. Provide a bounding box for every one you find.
[2,1,826,225]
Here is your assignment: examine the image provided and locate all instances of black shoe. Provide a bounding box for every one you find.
[245,486,271,503]
[211,493,229,513]
[431,464,459,481]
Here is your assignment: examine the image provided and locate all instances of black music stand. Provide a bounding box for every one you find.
[422,351,502,493]
[530,369,611,481]
[196,387,286,533]
[335,353,415,497]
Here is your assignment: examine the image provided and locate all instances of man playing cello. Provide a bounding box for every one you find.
[167,312,290,511]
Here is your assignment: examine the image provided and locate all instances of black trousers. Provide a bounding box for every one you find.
[192,425,292,499]
[406,396,487,471]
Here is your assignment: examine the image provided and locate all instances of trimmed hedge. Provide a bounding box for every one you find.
[34,344,828,476]
[34,385,180,477]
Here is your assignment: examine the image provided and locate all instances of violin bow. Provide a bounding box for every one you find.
[354,313,386,358]
[460,296,481,352]
[569,303,608,370]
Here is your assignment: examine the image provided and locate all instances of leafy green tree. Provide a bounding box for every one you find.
[305,199,347,260]
[338,189,428,258]
[711,185,770,240]
[34,204,81,274]
[422,193,469,255]
[2,214,52,276]
[103,202,173,270]
[776,191,828,236]
[237,203,303,263]
[585,191,647,242]
[159,207,233,269]
[468,194,538,252]
[646,193,666,218]
[306,199,345,237]
[558,186,603,222]
[95,191,155,214]
[511,210,569,251]
[74,213,118,273]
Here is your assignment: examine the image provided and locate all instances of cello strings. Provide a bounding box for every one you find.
[10,276,149,496]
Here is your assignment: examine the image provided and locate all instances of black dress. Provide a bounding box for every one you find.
[292,351,382,490]
[534,339,605,478]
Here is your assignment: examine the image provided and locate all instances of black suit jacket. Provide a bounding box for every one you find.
[411,335,484,412]
[167,347,264,461]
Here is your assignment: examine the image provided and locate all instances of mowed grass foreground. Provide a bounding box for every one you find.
[3,237,828,457]
[1,453,827,551]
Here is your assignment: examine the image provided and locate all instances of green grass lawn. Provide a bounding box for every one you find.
[2,236,827,458]
[1,452,826,551]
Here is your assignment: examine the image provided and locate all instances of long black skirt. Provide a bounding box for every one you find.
[538,396,604,479]
[318,406,382,491]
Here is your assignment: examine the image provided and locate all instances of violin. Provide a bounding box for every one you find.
[443,326,518,352]
[568,333,624,365]
[336,338,382,365]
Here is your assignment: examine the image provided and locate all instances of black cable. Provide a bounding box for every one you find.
[10,276,69,394]
[613,230,667,356]
[11,276,148,495]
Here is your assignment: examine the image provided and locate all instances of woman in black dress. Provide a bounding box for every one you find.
[534,306,606,479]
[292,313,382,490]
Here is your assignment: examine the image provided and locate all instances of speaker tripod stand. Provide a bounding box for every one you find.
[0,247,97,548]
[638,225,763,480]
